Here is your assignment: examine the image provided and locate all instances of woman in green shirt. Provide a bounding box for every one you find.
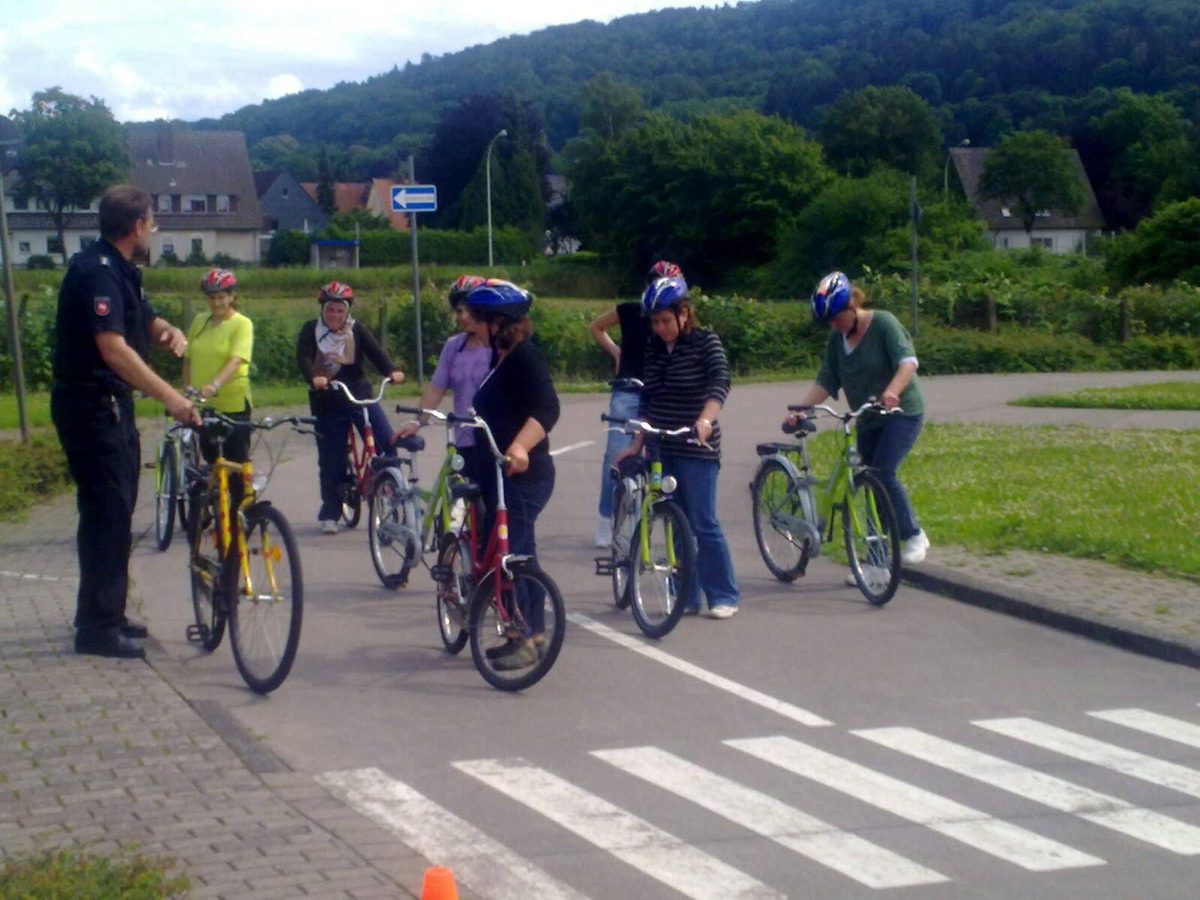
[787,271,929,566]
[183,268,254,465]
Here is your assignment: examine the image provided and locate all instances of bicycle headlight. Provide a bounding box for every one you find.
[848,448,862,467]
[660,474,678,494]
[450,453,465,473]
[251,473,269,494]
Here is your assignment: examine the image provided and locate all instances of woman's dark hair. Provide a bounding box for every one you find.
[98,185,152,240]
[485,313,534,352]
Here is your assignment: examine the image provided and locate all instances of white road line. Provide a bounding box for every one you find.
[317,767,588,900]
[455,757,783,900]
[976,717,1200,800]
[857,726,1200,855]
[550,440,594,457]
[594,745,947,888]
[0,570,77,583]
[1089,708,1200,749]
[728,736,1103,872]
[568,613,832,727]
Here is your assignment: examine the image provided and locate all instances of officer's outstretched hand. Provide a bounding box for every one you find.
[167,393,200,426]
[159,325,189,357]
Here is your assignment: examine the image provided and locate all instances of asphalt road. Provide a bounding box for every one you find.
[131,373,1200,899]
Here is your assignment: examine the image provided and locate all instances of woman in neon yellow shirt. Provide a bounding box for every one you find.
[183,268,254,465]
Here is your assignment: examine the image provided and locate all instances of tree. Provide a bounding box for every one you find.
[316,148,336,215]
[818,86,943,179]
[577,73,643,140]
[979,130,1085,238]
[1106,198,1200,286]
[10,87,129,264]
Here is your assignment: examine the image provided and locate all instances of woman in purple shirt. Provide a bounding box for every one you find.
[397,276,493,480]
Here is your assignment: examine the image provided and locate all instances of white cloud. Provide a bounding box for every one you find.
[264,75,305,102]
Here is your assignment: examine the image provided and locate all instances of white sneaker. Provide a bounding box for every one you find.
[593,517,613,548]
[320,519,339,535]
[708,605,738,619]
[900,529,929,565]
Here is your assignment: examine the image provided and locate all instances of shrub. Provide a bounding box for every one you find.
[26,254,56,270]
[0,431,71,519]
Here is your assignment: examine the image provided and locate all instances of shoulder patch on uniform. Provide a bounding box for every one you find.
[99,255,110,266]
[94,297,111,316]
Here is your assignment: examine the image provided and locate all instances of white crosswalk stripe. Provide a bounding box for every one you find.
[727,735,1104,871]
[317,767,588,900]
[1089,708,1200,749]
[454,756,783,900]
[976,717,1200,799]
[855,726,1200,854]
[593,745,949,888]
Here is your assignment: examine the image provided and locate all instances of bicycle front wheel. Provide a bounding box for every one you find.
[842,469,901,607]
[630,499,695,639]
[369,470,416,589]
[468,566,565,692]
[751,459,811,582]
[434,533,472,654]
[187,493,226,651]
[154,440,178,551]
[610,480,637,609]
[229,505,304,694]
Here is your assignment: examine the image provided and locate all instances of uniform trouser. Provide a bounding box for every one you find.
[51,385,140,635]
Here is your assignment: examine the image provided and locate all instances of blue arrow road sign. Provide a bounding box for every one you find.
[392,184,437,212]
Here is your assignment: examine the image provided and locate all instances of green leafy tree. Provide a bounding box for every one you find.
[316,147,336,215]
[327,208,392,232]
[10,87,129,263]
[249,134,317,180]
[578,73,644,140]
[1106,197,1200,286]
[265,229,311,267]
[979,130,1085,238]
[818,86,943,179]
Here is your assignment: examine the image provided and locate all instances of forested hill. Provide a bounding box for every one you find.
[198,0,1200,154]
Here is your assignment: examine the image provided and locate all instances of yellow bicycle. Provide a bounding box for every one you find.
[186,406,314,693]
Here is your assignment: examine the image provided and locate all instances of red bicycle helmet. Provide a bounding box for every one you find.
[200,268,238,295]
[448,274,486,308]
[318,281,355,305]
[647,260,682,283]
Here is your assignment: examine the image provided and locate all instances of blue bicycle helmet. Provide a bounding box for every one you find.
[810,271,851,323]
[641,276,689,315]
[463,279,533,321]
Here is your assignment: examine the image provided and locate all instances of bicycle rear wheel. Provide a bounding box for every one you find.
[368,469,416,589]
[341,431,362,528]
[630,499,695,639]
[434,533,472,654]
[187,493,226,651]
[468,566,565,692]
[751,459,810,582]
[229,505,304,693]
[154,440,178,551]
[609,479,637,609]
[842,469,901,606]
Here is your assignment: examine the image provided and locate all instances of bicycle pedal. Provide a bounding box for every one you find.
[430,563,454,583]
[594,557,617,576]
[185,624,208,644]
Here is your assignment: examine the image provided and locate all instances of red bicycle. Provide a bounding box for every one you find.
[431,412,565,692]
[328,379,393,528]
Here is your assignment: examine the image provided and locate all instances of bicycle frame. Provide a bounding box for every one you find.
[331,378,390,495]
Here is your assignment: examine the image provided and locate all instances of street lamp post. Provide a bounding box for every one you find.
[485,128,507,268]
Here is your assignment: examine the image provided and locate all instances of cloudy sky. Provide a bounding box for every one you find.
[1,0,720,124]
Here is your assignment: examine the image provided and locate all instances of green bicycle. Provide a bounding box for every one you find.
[749,399,902,606]
[594,414,697,639]
[152,419,204,551]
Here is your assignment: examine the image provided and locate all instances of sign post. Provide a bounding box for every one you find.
[393,176,438,384]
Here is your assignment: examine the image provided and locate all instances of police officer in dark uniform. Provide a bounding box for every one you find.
[52,184,199,659]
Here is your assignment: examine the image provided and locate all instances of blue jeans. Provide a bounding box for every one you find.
[661,454,739,610]
[314,403,395,521]
[599,390,641,517]
[856,413,923,540]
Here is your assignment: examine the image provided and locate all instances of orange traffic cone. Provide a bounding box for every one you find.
[421,865,459,900]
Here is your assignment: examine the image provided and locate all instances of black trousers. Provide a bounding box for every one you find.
[51,384,140,635]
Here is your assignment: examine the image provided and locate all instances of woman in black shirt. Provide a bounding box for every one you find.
[464,279,561,670]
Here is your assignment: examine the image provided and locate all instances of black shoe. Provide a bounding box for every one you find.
[120,618,149,639]
[485,639,522,660]
[75,630,145,659]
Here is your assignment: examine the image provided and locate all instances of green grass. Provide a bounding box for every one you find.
[1012,381,1200,410]
[0,847,189,898]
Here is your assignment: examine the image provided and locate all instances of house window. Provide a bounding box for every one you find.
[1036,209,1051,218]
[13,196,28,210]
[162,241,176,256]
[158,194,172,212]
[215,195,230,213]
[1032,237,1054,250]
[1000,206,1012,218]
[190,237,203,256]
[48,236,64,255]
[184,195,207,212]
[18,241,30,253]
[79,236,96,251]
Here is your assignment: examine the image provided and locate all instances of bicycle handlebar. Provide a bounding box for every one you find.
[601,413,695,440]
[395,404,450,425]
[328,378,393,406]
[443,411,507,462]
[786,397,903,423]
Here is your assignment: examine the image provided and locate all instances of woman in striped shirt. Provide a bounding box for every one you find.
[615,276,740,619]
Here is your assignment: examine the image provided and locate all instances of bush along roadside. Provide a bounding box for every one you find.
[0,432,71,520]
